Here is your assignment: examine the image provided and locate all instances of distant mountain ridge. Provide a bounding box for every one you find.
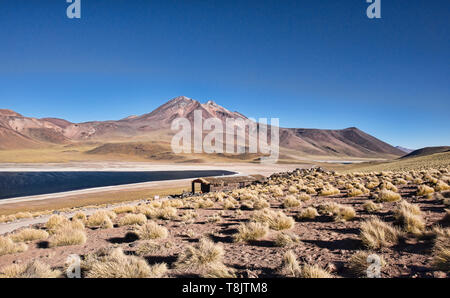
[0,96,405,158]
[401,146,450,159]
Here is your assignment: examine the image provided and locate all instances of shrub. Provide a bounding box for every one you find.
[10,228,49,243]
[435,181,450,192]
[135,221,168,240]
[348,251,385,277]
[0,261,61,278]
[234,222,269,243]
[283,196,301,208]
[376,189,401,202]
[253,198,270,210]
[175,238,224,270]
[0,236,28,256]
[363,201,383,213]
[48,228,87,247]
[296,207,319,220]
[118,213,147,226]
[84,248,167,278]
[360,218,399,250]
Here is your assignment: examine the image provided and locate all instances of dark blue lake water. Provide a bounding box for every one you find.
[0,170,235,200]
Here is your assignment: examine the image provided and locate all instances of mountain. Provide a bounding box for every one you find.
[396,146,414,154]
[0,96,405,159]
[401,146,450,159]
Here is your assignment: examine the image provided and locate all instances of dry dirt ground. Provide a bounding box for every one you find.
[0,168,449,278]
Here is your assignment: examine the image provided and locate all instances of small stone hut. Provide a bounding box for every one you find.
[191,175,266,193]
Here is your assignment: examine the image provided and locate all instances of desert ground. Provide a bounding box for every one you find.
[0,153,449,278]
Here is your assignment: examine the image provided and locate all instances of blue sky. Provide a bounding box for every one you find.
[0,0,449,149]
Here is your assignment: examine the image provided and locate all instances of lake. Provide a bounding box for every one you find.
[0,170,236,200]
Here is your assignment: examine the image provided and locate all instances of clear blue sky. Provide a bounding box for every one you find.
[0,0,449,149]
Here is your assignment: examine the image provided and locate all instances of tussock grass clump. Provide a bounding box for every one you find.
[253,198,270,210]
[45,214,69,231]
[432,230,450,271]
[251,209,295,231]
[10,228,49,243]
[202,264,236,278]
[348,251,385,277]
[135,221,168,240]
[283,196,301,208]
[360,217,399,250]
[363,201,383,213]
[417,185,435,196]
[435,180,450,192]
[113,205,136,214]
[118,213,147,226]
[0,261,61,278]
[175,238,224,270]
[394,201,425,235]
[234,222,269,243]
[296,207,319,220]
[300,264,333,278]
[0,236,28,256]
[86,211,116,228]
[297,192,311,201]
[318,187,340,197]
[279,250,301,277]
[84,248,167,278]
[348,188,364,197]
[376,189,401,202]
[223,199,237,210]
[333,206,356,222]
[275,232,301,247]
[48,227,87,247]
[72,212,87,222]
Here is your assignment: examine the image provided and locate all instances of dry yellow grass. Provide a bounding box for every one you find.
[417,185,435,196]
[175,238,224,271]
[72,211,87,222]
[279,250,301,277]
[0,236,28,256]
[134,221,168,240]
[48,228,87,247]
[233,222,269,243]
[363,201,383,213]
[10,228,49,243]
[274,232,301,247]
[84,247,167,278]
[113,205,136,214]
[333,205,356,222]
[394,201,425,235]
[360,217,400,250]
[118,213,147,226]
[300,264,333,278]
[296,207,319,220]
[348,188,364,197]
[251,209,295,231]
[45,214,69,231]
[376,189,401,202]
[348,251,385,277]
[297,192,311,201]
[202,263,237,278]
[432,229,450,271]
[283,195,301,208]
[0,261,61,278]
[86,210,116,228]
